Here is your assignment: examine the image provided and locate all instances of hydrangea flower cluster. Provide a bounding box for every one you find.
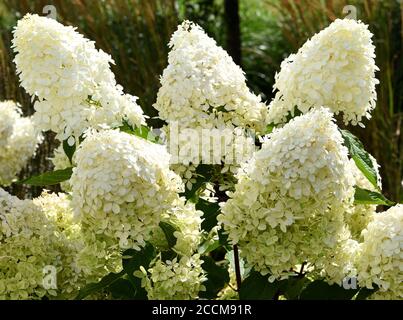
[4,13,401,301]
[142,194,205,300]
[165,123,256,189]
[267,19,379,126]
[356,205,403,299]
[0,188,67,299]
[154,21,268,133]
[0,188,118,300]
[154,21,265,187]
[317,228,360,286]
[0,101,18,147]
[0,100,42,186]
[70,129,183,251]
[164,198,203,257]
[12,14,145,144]
[37,191,122,295]
[219,108,355,279]
[137,254,206,300]
[32,191,85,298]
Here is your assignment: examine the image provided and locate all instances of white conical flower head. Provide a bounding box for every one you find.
[154,21,268,134]
[267,19,379,126]
[12,14,145,142]
[219,107,355,278]
[71,129,183,250]
[0,101,20,147]
[0,100,42,186]
[356,204,403,299]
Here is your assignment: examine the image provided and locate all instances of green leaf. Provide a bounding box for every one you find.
[281,277,311,300]
[198,239,220,255]
[182,164,213,202]
[284,106,303,124]
[341,130,381,190]
[354,186,396,206]
[160,249,178,262]
[63,139,76,164]
[75,270,125,300]
[122,243,156,277]
[119,122,159,144]
[196,199,220,232]
[108,278,137,300]
[265,124,275,135]
[218,229,230,249]
[199,256,230,299]
[159,221,179,248]
[17,168,73,186]
[122,243,156,300]
[299,280,358,300]
[239,270,280,300]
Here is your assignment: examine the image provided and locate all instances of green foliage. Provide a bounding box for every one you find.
[75,270,126,300]
[196,199,220,232]
[76,243,156,300]
[159,221,179,248]
[281,276,311,300]
[17,168,73,186]
[108,278,138,300]
[200,256,230,299]
[182,164,213,202]
[239,270,280,300]
[122,243,155,299]
[355,286,378,300]
[341,129,381,190]
[198,238,220,255]
[354,186,396,206]
[299,280,359,300]
[63,139,76,164]
[119,121,160,144]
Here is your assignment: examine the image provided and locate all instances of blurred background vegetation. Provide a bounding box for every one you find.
[0,0,401,201]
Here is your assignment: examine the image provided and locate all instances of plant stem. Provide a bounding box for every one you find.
[233,244,242,292]
[298,262,307,277]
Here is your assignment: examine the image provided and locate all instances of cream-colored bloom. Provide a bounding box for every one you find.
[71,129,182,251]
[0,190,117,300]
[356,205,403,299]
[150,197,203,258]
[154,21,268,134]
[13,14,145,143]
[0,100,42,186]
[0,101,19,147]
[219,108,355,278]
[267,19,379,126]
[39,191,124,297]
[0,189,68,299]
[318,227,360,285]
[138,254,206,300]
